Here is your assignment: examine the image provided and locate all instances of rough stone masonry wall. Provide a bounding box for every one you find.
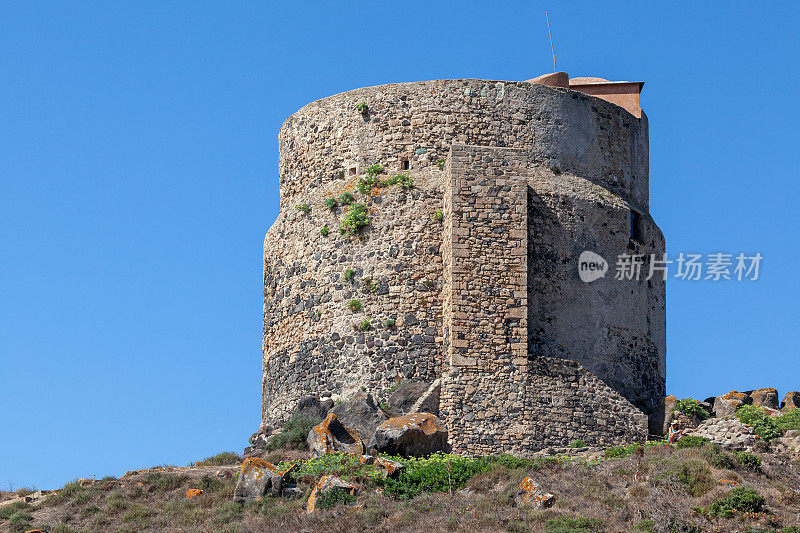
[440,145,648,454]
[263,78,662,443]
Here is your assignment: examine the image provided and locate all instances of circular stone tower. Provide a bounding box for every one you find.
[261,77,666,454]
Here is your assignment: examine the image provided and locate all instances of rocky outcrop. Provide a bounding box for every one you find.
[516,477,554,509]
[750,388,779,410]
[296,396,333,422]
[713,391,751,417]
[368,413,448,457]
[387,381,430,417]
[662,395,679,435]
[782,391,800,410]
[331,393,386,441]
[306,475,358,513]
[684,418,758,451]
[307,413,365,457]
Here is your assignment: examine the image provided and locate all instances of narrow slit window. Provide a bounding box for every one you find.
[349,167,357,176]
[401,158,410,171]
[630,209,644,242]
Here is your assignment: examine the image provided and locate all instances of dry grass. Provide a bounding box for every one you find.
[4,444,800,532]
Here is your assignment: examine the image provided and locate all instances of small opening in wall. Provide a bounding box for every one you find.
[401,158,410,171]
[349,167,357,176]
[630,209,645,242]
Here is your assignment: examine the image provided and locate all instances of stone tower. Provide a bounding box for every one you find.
[260,75,666,454]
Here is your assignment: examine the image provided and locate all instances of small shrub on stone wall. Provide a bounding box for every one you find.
[295,202,311,214]
[365,163,385,176]
[362,278,378,295]
[359,320,370,331]
[348,299,363,312]
[340,203,370,236]
[433,210,443,222]
[320,226,329,236]
[324,198,338,210]
[343,269,355,281]
[735,405,782,441]
[357,175,381,194]
[673,398,711,420]
[339,191,355,205]
[437,158,446,170]
[569,439,586,448]
[356,102,368,114]
[550,165,561,175]
[383,318,396,328]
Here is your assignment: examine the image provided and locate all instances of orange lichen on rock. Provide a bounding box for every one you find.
[751,388,779,409]
[516,477,555,509]
[241,457,278,483]
[374,456,404,477]
[306,475,358,513]
[308,412,365,457]
[185,488,204,499]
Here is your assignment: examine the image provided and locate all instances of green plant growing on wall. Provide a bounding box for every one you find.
[343,269,355,281]
[348,299,363,312]
[366,163,385,176]
[550,165,561,175]
[433,210,444,222]
[339,191,355,205]
[362,277,379,295]
[356,102,368,114]
[359,320,370,331]
[357,175,381,194]
[324,198,338,210]
[358,173,413,194]
[320,226,329,236]
[437,158,446,170]
[340,203,370,236]
[383,318,396,328]
[295,202,311,213]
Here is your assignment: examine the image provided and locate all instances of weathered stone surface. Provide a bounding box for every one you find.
[662,395,679,436]
[782,391,800,410]
[233,458,279,503]
[331,393,386,441]
[295,396,331,422]
[409,379,441,416]
[516,477,555,509]
[750,388,779,410]
[307,412,365,457]
[713,391,751,418]
[685,418,758,451]
[387,381,430,417]
[306,475,358,513]
[368,413,447,457]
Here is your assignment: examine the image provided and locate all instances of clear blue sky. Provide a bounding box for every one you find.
[1,1,798,489]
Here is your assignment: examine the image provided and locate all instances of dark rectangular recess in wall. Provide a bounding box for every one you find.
[630,209,645,242]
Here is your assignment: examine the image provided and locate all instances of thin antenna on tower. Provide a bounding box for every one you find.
[546,11,556,72]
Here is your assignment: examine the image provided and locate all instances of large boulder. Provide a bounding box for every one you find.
[684,417,758,451]
[387,381,430,417]
[233,458,286,503]
[368,413,448,457]
[750,388,779,410]
[713,391,751,417]
[306,475,359,513]
[296,396,333,421]
[331,393,386,441]
[782,391,800,411]
[516,477,555,509]
[307,412,365,457]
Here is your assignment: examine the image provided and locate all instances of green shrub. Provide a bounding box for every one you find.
[197,451,241,466]
[348,299,363,312]
[437,158,446,170]
[339,191,355,205]
[366,163,385,176]
[356,102,368,114]
[343,268,355,281]
[340,203,370,236]
[317,487,357,509]
[293,453,383,483]
[383,318,396,328]
[362,277,379,295]
[0,501,32,520]
[675,435,709,449]
[121,504,152,523]
[357,172,413,194]
[433,210,443,222]
[382,452,491,499]
[267,415,318,451]
[736,405,782,441]
[357,175,381,194]
[671,459,715,496]
[295,202,311,214]
[570,439,586,448]
[604,443,642,458]
[320,226,329,236]
[777,408,800,431]
[7,510,33,529]
[543,515,603,532]
[15,487,36,497]
[634,520,656,532]
[105,490,128,512]
[324,198,338,209]
[702,444,736,469]
[359,320,371,331]
[673,397,711,420]
[145,472,189,492]
[709,487,764,517]
[550,165,561,175]
[733,450,761,470]
[200,475,225,493]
